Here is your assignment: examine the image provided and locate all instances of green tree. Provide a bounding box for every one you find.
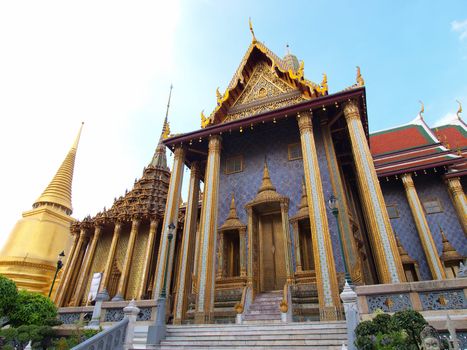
[8,290,57,327]
[0,274,18,319]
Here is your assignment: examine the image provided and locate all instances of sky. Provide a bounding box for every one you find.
[0,0,466,249]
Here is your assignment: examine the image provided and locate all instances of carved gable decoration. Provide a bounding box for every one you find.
[204,42,322,127]
[224,61,306,123]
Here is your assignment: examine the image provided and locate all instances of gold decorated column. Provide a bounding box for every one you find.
[173,162,200,324]
[55,228,80,305]
[401,173,446,279]
[56,226,88,306]
[113,217,140,300]
[297,112,340,320]
[153,146,186,298]
[322,123,362,283]
[344,101,405,283]
[99,220,122,299]
[216,233,224,279]
[239,228,247,277]
[247,207,254,289]
[280,201,294,283]
[69,223,103,306]
[195,135,221,324]
[446,177,467,234]
[292,222,302,273]
[138,218,159,299]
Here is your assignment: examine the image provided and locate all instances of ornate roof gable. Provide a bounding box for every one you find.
[205,40,324,127]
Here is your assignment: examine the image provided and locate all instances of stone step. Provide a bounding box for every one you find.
[166,321,346,331]
[167,328,347,336]
[246,310,280,315]
[157,346,344,350]
[166,333,347,341]
[160,339,346,346]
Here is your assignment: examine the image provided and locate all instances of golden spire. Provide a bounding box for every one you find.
[258,160,276,193]
[34,122,84,215]
[456,99,462,119]
[356,66,365,86]
[439,225,462,262]
[162,84,172,140]
[419,100,424,116]
[227,193,238,219]
[150,86,172,168]
[249,17,256,43]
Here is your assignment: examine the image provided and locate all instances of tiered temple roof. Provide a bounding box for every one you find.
[370,107,465,177]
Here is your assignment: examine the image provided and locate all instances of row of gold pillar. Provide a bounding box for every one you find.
[56,216,161,306]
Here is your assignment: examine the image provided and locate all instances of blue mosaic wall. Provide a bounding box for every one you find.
[217,120,343,272]
[414,175,466,256]
[381,174,467,280]
[381,180,432,280]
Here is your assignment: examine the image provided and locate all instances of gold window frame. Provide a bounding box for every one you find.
[422,197,443,215]
[386,204,400,219]
[225,155,244,175]
[288,143,302,161]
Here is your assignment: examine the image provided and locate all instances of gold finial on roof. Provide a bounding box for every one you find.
[249,17,256,43]
[419,100,424,115]
[162,85,173,139]
[258,160,276,193]
[317,73,328,95]
[34,123,84,214]
[201,110,211,128]
[456,99,462,119]
[356,66,365,86]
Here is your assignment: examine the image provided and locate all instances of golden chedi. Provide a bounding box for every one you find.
[0,123,83,295]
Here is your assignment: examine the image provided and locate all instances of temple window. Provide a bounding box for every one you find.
[288,143,302,161]
[422,198,443,214]
[386,204,399,219]
[225,155,243,174]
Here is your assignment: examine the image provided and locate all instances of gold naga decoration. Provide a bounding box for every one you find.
[316,73,328,95]
[419,100,425,115]
[201,110,212,128]
[288,60,305,81]
[216,87,222,103]
[249,17,256,42]
[356,66,365,86]
[456,99,462,118]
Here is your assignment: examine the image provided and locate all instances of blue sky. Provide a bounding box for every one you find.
[0,0,466,247]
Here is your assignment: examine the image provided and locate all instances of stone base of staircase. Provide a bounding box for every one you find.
[152,321,347,349]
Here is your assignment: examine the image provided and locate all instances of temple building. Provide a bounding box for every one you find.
[0,123,83,294]
[55,28,466,327]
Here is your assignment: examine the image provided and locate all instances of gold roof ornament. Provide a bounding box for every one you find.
[34,122,84,214]
[395,236,416,265]
[456,99,462,119]
[246,160,288,207]
[162,85,173,139]
[201,110,212,128]
[356,66,365,86]
[219,193,246,232]
[439,226,463,263]
[290,180,310,222]
[418,100,425,119]
[249,17,256,43]
[316,73,328,95]
[216,87,222,103]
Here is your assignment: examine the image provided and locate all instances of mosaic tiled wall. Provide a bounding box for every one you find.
[414,175,466,256]
[217,119,344,272]
[381,174,466,280]
[381,180,432,280]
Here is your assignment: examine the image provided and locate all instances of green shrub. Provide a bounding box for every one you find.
[8,290,57,327]
[0,274,18,318]
[355,309,429,350]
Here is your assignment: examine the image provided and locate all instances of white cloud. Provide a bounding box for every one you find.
[0,1,180,249]
[452,19,467,40]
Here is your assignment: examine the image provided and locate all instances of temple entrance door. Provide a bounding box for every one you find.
[259,213,287,292]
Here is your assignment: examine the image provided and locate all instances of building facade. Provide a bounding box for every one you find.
[55,33,466,325]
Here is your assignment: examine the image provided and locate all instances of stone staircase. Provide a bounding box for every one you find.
[243,291,282,323]
[157,321,348,349]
